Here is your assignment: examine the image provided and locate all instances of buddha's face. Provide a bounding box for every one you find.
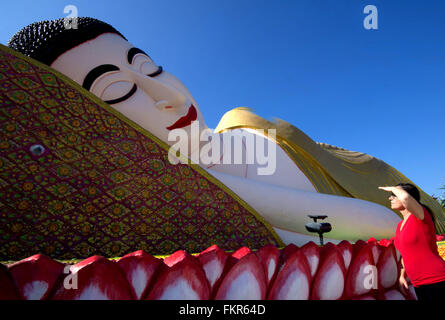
[51,32,207,148]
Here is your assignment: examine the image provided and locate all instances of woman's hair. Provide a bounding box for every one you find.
[8,17,125,66]
[396,182,435,225]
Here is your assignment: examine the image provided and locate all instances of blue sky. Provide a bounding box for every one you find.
[1,0,444,197]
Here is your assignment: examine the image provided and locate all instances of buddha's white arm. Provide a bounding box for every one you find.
[207,169,401,241]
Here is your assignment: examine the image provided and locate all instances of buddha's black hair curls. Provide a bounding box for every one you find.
[8,17,126,66]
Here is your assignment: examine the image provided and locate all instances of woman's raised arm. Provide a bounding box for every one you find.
[378,186,424,220]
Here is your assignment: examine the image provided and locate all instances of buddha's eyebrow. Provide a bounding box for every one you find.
[127,47,151,64]
[83,64,120,91]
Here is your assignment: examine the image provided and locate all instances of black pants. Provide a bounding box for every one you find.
[414,280,445,300]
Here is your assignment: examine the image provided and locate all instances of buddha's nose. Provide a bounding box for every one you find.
[135,72,187,111]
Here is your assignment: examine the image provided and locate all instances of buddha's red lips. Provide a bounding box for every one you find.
[166,105,197,130]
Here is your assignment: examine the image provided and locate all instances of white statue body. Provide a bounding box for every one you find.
[51,33,400,245]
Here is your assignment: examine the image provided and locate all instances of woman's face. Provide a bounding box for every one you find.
[51,32,208,147]
[389,193,405,211]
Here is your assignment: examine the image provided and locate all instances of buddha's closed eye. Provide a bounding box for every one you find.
[102,82,137,104]
[102,66,163,105]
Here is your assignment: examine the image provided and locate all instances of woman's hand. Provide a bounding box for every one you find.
[378,186,396,192]
[398,272,409,294]
[378,185,424,220]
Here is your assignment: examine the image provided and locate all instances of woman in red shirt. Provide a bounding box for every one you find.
[379,183,445,300]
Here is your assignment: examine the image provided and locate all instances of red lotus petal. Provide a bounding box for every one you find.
[368,241,381,265]
[267,250,312,300]
[337,240,353,271]
[0,263,20,299]
[116,250,162,299]
[255,245,280,287]
[377,244,398,290]
[319,242,336,258]
[221,246,252,277]
[214,253,267,300]
[378,239,392,247]
[367,237,377,243]
[345,244,375,298]
[51,256,133,300]
[197,245,229,294]
[197,244,220,256]
[279,243,299,265]
[147,256,210,300]
[232,246,251,260]
[352,240,367,257]
[299,241,320,278]
[275,243,299,276]
[350,294,376,300]
[163,250,190,267]
[8,254,65,300]
[379,289,406,300]
[311,245,346,300]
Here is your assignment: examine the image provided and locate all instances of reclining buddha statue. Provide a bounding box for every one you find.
[5,17,444,251]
